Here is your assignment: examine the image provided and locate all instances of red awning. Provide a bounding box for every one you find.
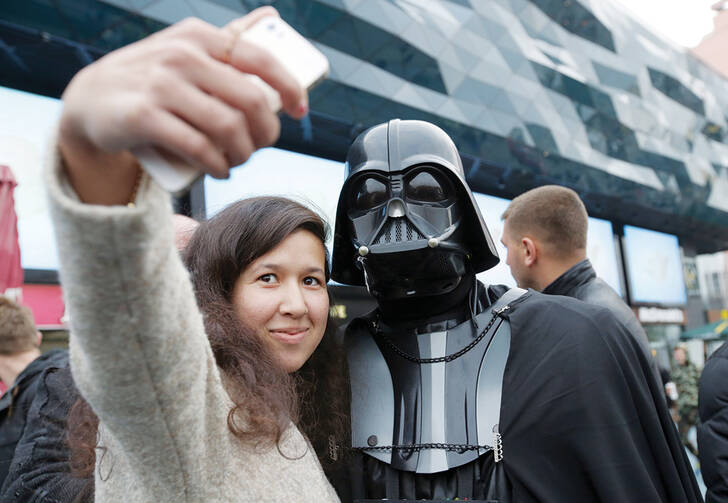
[21,284,66,329]
[0,165,23,294]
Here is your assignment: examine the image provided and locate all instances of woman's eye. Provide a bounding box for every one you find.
[303,277,321,286]
[258,273,277,283]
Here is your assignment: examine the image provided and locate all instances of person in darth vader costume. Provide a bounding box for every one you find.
[331,119,702,502]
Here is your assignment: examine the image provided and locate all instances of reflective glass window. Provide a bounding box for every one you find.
[592,62,641,96]
[526,0,615,52]
[532,62,615,117]
[702,122,725,143]
[526,124,559,153]
[648,68,705,116]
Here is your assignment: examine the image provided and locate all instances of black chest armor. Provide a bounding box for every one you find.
[345,288,525,501]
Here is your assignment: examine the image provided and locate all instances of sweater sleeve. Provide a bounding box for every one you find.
[45,143,231,493]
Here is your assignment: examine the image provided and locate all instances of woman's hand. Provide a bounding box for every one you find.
[58,7,307,205]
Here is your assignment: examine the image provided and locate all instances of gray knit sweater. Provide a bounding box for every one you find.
[46,147,340,502]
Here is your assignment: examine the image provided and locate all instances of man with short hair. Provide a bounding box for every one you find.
[0,297,67,487]
[0,297,42,387]
[500,185,658,378]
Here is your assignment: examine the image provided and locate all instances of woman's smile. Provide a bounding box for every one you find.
[267,326,310,343]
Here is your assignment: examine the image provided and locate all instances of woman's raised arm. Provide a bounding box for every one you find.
[45,10,330,501]
[58,6,306,205]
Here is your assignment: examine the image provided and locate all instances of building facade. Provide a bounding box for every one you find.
[2,0,728,340]
[5,0,728,247]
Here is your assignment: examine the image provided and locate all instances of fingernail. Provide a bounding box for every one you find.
[297,102,309,117]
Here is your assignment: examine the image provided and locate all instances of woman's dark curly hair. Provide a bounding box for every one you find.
[68,196,349,483]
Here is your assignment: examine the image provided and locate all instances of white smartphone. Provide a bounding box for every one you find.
[133,16,330,195]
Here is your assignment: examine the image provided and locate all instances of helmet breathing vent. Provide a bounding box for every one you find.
[373,218,424,245]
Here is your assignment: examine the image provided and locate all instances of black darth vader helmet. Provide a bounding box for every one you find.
[331,119,499,300]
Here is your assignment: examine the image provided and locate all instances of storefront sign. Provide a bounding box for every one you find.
[636,306,686,324]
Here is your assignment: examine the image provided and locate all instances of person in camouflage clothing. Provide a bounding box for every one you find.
[671,345,701,455]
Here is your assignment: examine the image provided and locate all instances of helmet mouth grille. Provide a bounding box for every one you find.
[373,218,424,245]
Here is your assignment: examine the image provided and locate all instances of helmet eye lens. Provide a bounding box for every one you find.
[406,171,448,203]
[354,177,389,210]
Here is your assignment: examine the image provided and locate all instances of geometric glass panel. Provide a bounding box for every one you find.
[648,67,705,116]
[526,0,615,52]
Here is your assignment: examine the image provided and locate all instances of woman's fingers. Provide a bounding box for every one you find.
[190,59,281,149]
[165,11,305,119]
[137,107,229,178]
[151,13,305,140]
[223,6,280,33]
[226,37,307,119]
[221,8,307,118]
[158,80,260,167]
[59,9,310,193]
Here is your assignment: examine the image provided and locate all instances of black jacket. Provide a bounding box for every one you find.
[0,350,68,487]
[698,340,728,503]
[0,356,91,502]
[542,259,662,385]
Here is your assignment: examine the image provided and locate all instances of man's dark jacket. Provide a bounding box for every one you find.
[0,349,68,487]
[698,340,728,503]
[542,259,662,384]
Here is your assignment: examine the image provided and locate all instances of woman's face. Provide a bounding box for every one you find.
[232,229,329,373]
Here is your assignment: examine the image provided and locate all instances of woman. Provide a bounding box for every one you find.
[61,198,349,501]
[181,198,349,464]
[46,6,342,502]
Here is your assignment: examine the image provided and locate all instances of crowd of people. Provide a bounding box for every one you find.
[0,6,726,502]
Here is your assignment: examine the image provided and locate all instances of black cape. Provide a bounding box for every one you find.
[698,340,728,503]
[498,288,701,502]
[343,287,702,502]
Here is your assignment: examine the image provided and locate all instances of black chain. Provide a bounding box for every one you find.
[353,443,493,453]
[373,305,510,364]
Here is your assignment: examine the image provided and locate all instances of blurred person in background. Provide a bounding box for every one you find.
[698,339,728,503]
[673,344,701,456]
[499,185,661,386]
[654,349,680,414]
[0,297,67,488]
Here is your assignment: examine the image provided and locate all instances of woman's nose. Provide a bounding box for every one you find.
[279,282,308,317]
